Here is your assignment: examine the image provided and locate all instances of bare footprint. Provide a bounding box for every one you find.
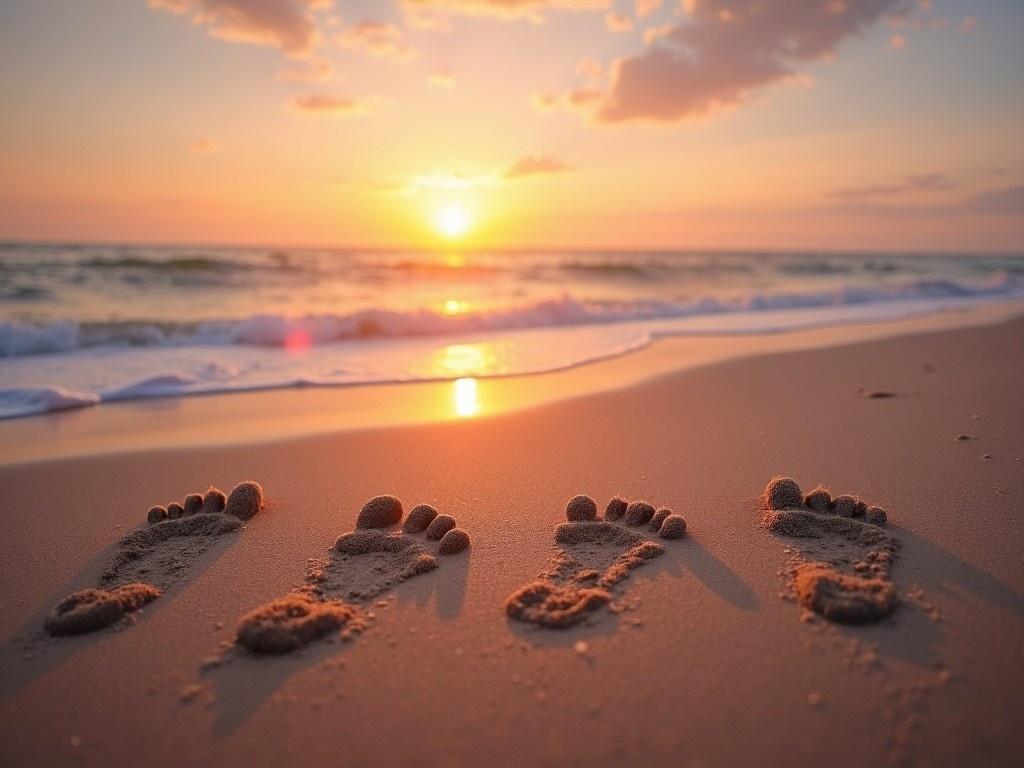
[44,482,264,636]
[234,496,469,654]
[760,476,900,624]
[505,494,686,629]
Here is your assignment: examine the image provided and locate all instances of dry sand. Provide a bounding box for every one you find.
[1,313,1024,767]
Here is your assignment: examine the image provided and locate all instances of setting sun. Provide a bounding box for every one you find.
[435,204,472,239]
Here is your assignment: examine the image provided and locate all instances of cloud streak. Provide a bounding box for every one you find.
[338,22,417,61]
[828,173,954,201]
[289,93,369,114]
[504,155,573,178]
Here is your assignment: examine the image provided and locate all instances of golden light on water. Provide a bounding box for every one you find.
[453,377,480,417]
[426,343,494,377]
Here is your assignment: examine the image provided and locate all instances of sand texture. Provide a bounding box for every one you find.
[1,316,1023,767]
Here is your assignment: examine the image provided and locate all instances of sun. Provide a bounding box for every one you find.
[435,203,472,239]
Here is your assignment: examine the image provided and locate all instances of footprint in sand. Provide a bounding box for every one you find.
[44,482,265,637]
[234,495,469,655]
[505,494,687,629]
[760,476,900,624]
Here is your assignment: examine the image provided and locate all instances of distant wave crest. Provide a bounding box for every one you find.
[2,273,1020,359]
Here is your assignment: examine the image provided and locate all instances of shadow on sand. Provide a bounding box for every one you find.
[830,525,1024,669]
[0,523,243,700]
[504,527,760,648]
[203,542,470,737]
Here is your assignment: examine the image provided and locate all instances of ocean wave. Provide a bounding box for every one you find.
[80,255,256,272]
[0,385,100,418]
[2,273,1021,359]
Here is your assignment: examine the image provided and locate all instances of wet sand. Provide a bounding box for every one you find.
[1,315,1023,767]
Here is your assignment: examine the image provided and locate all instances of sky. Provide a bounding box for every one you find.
[0,0,1022,251]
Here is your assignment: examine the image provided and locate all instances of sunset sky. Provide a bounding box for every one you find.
[1,0,1021,251]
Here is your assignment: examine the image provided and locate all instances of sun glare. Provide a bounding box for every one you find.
[435,204,471,239]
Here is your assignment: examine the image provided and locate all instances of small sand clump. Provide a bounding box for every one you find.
[438,527,470,555]
[425,514,456,540]
[166,502,184,520]
[605,497,628,521]
[763,477,803,510]
[45,583,161,636]
[793,564,898,624]
[566,495,598,522]
[832,494,858,518]
[659,514,687,539]
[147,505,167,525]
[357,495,403,529]
[183,493,203,516]
[624,501,655,526]
[804,487,832,513]
[224,480,264,520]
[505,582,611,629]
[201,488,227,515]
[650,508,671,531]
[865,506,888,526]
[402,504,438,533]
[235,595,358,654]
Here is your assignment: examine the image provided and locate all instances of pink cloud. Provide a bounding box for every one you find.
[428,72,457,88]
[149,0,322,55]
[590,0,906,123]
[401,0,609,22]
[605,12,633,32]
[276,56,334,81]
[338,21,417,61]
[635,0,661,19]
[189,138,222,153]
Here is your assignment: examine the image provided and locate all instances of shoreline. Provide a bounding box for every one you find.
[3,298,1023,466]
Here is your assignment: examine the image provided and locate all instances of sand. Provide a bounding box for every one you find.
[2,312,1024,767]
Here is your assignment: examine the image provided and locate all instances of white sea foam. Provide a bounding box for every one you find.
[1,289,1021,419]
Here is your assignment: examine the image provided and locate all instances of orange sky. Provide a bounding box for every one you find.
[0,0,1021,251]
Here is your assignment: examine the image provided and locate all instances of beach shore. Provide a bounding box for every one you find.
[2,312,1023,767]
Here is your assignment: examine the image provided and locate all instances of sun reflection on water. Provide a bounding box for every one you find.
[413,343,504,419]
[453,377,480,417]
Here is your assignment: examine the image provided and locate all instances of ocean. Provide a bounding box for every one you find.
[2,243,1023,419]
